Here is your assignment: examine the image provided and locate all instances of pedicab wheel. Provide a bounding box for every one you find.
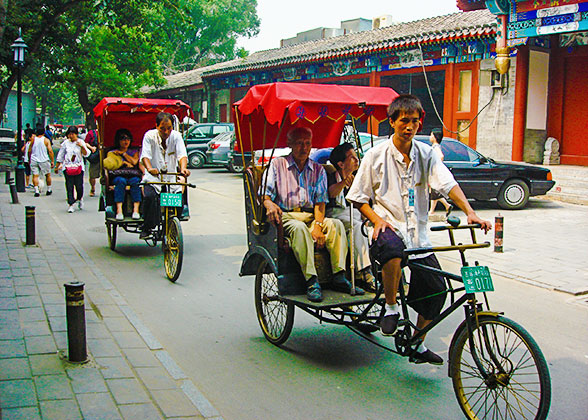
[255,259,294,346]
[449,315,551,420]
[106,221,117,250]
[163,217,183,282]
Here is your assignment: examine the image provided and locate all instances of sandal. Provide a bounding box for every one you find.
[89,190,95,197]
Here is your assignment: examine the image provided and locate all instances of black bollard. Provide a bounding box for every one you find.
[494,215,504,253]
[25,206,35,244]
[64,281,87,363]
[5,171,10,184]
[10,177,19,204]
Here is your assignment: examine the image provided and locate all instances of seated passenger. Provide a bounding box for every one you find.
[261,127,364,303]
[327,143,374,290]
[110,128,143,220]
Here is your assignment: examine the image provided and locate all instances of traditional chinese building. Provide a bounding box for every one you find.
[459,0,588,165]
[148,7,587,165]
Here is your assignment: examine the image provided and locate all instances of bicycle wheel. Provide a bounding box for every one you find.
[255,259,294,346]
[106,221,117,251]
[450,315,551,420]
[163,217,183,282]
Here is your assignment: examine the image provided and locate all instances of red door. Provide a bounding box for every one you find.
[561,55,588,164]
[219,104,227,122]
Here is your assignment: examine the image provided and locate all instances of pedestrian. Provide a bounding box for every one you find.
[22,129,34,189]
[55,126,90,213]
[44,125,53,145]
[428,129,452,216]
[84,126,100,197]
[28,126,54,197]
[347,94,491,364]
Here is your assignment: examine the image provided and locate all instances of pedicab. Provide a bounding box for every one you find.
[235,82,551,420]
[93,98,196,282]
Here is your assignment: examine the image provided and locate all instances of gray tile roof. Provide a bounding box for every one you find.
[203,9,496,77]
[146,9,496,92]
[141,59,242,93]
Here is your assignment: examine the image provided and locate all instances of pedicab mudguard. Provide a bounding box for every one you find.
[239,246,278,277]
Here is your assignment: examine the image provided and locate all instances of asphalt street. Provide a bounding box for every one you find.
[15,166,588,420]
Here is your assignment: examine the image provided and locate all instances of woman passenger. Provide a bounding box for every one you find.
[55,126,90,213]
[111,129,143,220]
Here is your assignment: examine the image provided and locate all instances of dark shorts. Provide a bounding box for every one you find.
[369,228,406,266]
[406,254,447,320]
[369,228,446,320]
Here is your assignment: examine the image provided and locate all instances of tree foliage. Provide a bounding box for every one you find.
[0,0,260,125]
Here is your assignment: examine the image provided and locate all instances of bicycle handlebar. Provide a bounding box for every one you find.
[142,181,196,188]
[430,223,482,232]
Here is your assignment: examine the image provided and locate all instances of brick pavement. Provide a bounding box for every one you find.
[0,185,223,420]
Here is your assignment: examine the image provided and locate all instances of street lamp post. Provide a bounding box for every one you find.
[11,29,28,193]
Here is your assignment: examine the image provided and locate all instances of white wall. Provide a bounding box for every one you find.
[526,50,549,130]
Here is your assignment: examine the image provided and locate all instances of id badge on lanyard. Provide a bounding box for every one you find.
[408,188,415,208]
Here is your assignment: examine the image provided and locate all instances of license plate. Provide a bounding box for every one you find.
[461,265,494,293]
[160,193,182,207]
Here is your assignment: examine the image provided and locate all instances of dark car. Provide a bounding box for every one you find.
[184,123,233,168]
[0,128,16,172]
[413,135,555,210]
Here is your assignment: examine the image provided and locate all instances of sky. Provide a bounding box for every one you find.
[237,0,461,53]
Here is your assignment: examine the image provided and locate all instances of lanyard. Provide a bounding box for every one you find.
[392,151,418,245]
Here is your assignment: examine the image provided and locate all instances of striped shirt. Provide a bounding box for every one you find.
[262,154,328,211]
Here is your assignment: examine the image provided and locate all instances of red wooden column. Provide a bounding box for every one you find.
[512,46,529,161]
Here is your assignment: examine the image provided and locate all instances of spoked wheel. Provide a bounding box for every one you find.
[255,259,294,346]
[450,315,551,420]
[106,221,117,251]
[350,301,383,334]
[163,217,183,282]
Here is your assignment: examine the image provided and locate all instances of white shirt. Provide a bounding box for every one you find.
[346,138,457,254]
[56,139,89,171]
[432,143,444,160]
[140,129,187,193]
[30,136,50,163]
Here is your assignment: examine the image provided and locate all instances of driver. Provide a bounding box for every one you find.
[347,94,491,365]
[140,112,190,239]
[262,127,364,303]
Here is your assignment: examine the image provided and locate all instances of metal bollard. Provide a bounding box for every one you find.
[10,177,19,204]
[25,206,35,244]
[64,281,87,363]
[494,215,504,253]
[5,171,10,184]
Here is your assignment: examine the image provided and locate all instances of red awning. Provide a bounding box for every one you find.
[233,82,398,152]
[93,97,193,148]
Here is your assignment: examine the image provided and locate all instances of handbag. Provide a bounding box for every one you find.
[87,150,100,164]
[65,165,82,176]
[109,167,143,178]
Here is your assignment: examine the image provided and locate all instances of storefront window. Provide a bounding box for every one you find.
[457,120,470,145]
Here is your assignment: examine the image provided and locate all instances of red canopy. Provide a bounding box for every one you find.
[93,97,193,148]
[233,82,398,152]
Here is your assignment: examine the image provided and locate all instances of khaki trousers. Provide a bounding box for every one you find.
[282,212,347,281]
[328,206,371,271]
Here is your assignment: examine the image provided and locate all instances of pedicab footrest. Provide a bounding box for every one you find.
[105,216,144,223]
[281,290,379,309]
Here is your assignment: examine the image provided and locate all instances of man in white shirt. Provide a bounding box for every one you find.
[29,126,54,197]
[139,112,190,239]
[347,94,491,365]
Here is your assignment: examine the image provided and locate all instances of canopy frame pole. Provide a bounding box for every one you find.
[260,108,289,216]
[261,119,267,169]
[247,115,255,165]
[234,106,258,222]
[350,117,363,165]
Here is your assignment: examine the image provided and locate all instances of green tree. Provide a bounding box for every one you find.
[155,0,260,74]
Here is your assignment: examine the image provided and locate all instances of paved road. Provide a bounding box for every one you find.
[21,167,588,420]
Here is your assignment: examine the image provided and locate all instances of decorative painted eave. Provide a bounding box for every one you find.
[203,9,496,79]
[456,0,487,11]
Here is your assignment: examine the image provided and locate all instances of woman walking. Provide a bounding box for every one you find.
[55,126,90,213]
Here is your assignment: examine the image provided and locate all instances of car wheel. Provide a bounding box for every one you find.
[188,153,205,169]
[227,159,243,173]
[497,179,529,210]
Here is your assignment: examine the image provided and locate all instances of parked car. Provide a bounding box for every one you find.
[0,128,16,172]
[184,122,234,168]
[205,132,233,169]
[412,135,555,210]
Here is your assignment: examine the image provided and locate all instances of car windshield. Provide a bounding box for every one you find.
[441,140,479,162]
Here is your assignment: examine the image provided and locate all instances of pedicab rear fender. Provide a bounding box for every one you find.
[240,247,278,277]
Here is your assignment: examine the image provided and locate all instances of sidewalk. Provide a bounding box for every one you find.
[0,185,222,419]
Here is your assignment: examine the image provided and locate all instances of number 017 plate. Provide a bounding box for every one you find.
[461,265,494,293]
[160,193,182,207]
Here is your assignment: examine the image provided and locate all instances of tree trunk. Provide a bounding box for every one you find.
[77,86,95,129]
[0,73,17,124]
